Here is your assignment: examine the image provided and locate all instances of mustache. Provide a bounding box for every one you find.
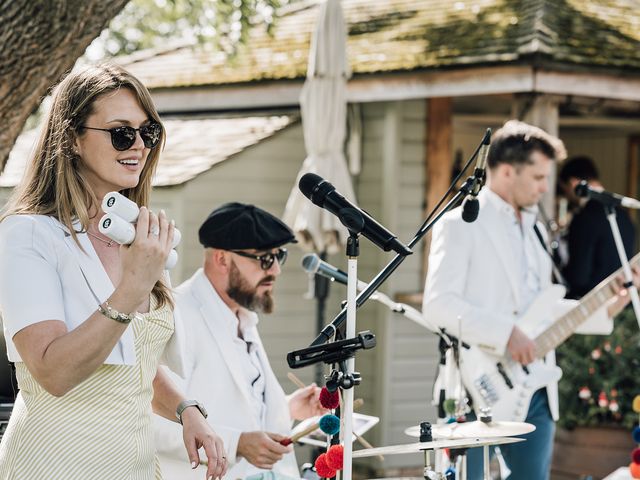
[258,275,276,286]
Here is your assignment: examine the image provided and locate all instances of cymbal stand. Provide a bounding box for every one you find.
[483,445,491,480]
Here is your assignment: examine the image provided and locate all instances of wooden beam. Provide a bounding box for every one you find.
[628,136,640,226]
[147,67,640,114]
[423,97,453,280]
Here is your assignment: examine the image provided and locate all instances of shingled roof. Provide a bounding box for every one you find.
[123,0,640,89]
[2,115,296,188]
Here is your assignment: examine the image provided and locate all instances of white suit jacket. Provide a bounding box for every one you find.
[423,189,612,420]
[154,269,299,480]
[0,214,185,372]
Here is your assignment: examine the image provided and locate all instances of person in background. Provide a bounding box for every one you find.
[558,155,636,298]
[154,203,325,479]
[0,64,226,480]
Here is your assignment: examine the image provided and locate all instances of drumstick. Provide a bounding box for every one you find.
[280,421,323,446]
[287,372,306,389]
[354,432,384,461]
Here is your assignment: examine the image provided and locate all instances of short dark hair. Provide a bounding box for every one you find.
[487,120,567,169]
[558,155,600,184]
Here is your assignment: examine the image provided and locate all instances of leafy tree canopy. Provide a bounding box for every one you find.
[88,0,286,60]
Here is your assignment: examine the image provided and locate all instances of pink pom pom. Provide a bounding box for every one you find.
[326,444,344,470]
[319,387,340,409]
[632,447,640,464]
[315,453,337,478]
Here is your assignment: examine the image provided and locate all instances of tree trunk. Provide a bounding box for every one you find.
[0,0,129,171]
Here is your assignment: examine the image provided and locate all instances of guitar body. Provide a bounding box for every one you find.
[459,285,566,421]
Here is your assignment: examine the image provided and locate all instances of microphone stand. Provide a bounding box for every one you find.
[287,130,489,479]
[343,233,359,480]
[604,205,640,326]
[306,171,481,347]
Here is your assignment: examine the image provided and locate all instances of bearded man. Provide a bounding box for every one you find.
[154,203,325,480]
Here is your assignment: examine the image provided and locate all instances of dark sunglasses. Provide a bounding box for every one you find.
[80,122,162,151]
[230,248,288,270]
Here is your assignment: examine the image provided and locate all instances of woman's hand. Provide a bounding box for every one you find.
[181,408,228,480]
[118,207,174,303]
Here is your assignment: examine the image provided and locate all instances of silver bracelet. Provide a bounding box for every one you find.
[98,300,137,324]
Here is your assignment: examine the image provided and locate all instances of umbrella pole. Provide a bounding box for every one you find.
[314,251,330,386]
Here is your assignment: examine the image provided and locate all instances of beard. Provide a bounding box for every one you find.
[227,261,276,313]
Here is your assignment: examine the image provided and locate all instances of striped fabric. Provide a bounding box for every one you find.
[0,299,174,480]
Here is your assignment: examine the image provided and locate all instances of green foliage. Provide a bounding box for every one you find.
[89,0,287,59]
[557,306,640,430]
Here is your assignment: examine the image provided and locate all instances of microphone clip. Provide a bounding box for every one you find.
[287,330,377,369]
[325,368,362,392]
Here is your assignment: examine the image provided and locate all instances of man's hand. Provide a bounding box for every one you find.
[506,325,537,365]
[607,267,640,318]
[287,384,326,421]
[237,431,291,469]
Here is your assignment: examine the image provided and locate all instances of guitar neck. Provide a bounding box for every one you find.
[534,252,640,357]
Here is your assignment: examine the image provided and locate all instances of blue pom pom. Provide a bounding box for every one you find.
[446,417,457,424]
[632,425,640,443]
[319,414,340,435]
[445,466,456,479]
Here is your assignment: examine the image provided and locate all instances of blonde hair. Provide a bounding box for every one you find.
[3,63,172,307]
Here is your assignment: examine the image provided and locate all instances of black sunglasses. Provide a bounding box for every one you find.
[230,248,288,270]
[80,122,162,151]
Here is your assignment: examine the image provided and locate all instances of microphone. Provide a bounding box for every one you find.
[298,173,412,256]
[302,253,349,285]
[575,181,640,209]
[461,128,491,223]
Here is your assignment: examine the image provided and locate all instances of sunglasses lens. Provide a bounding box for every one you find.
[261,256,275,271]
[111,127,137,151]
[140,123,162,149]
[277,249,288,266]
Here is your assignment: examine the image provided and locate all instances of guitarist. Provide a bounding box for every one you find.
[423,120,634,480]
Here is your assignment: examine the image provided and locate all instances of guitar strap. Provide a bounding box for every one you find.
[533,223,568,288]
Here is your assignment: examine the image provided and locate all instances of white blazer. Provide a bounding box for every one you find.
[153,269,299,480]
[0,214,185,373]
[423,189,612,420]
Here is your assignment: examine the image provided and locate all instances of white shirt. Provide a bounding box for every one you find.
[229,308,267,430]
[485,189,543,314]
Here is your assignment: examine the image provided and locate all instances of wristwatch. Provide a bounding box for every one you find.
[176,399,208,424]
[98,301,138,324]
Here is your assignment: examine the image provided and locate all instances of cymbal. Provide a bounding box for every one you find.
[352,437,524,458]
[404,420,536,439]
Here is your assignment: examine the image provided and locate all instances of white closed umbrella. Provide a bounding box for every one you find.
[283,0,354,255]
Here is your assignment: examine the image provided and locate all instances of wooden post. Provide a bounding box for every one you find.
[627,136,640,227]
[423,97,453,280]
[511,94,560,219]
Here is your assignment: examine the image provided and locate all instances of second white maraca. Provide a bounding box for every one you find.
[99,192,181,269]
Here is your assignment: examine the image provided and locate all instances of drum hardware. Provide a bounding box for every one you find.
[404,420,535,439]
[354,437,523,480]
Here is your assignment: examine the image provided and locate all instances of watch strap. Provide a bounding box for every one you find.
[176,399,208,424]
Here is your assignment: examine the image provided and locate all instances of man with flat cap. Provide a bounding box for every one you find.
[154,203,325,480]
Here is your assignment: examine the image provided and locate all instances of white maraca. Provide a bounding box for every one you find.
[99,192,181,269]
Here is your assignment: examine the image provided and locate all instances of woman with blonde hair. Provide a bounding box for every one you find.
[0,64,227,480]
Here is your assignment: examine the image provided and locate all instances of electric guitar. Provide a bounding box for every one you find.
[459,252,640,422]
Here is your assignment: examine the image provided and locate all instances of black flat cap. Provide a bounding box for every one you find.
[199,202,296,250]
